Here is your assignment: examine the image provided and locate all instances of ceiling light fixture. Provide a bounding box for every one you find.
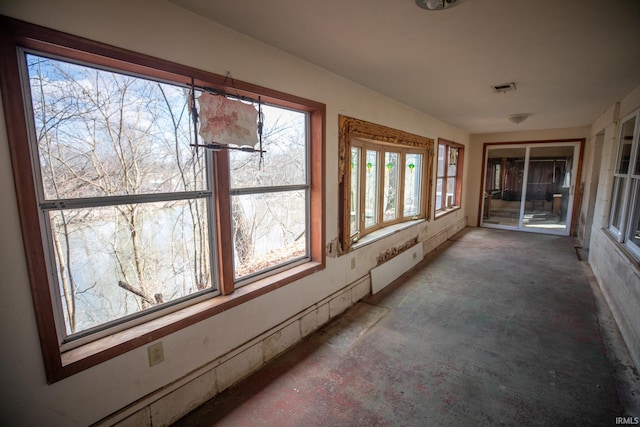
[415,0,457,10]
[507,114,530,124]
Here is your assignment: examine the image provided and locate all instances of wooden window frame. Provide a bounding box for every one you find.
[434,138,464,218]
[338,115,433,253]
[0,16,325,383]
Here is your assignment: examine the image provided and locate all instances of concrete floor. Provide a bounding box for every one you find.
[173,228,639,426]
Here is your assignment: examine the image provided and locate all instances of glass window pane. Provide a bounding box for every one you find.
[27,54,206,200]
[350,147,360,236]
[49,199,212,336]
[447,177,457,206]
[447,147,458,177]
[617,116,635,174]
[403,153,422,217]
[365,150,379,228]
[627,180,640,246]
[494,164,502,189]
[435,178,444,211]
[611,176,627,230]
[229,105,307,189]
[437,144,446,176]
[232,191,307,281]
[383,152,399,221]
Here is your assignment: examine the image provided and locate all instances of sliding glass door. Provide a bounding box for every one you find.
[483,147,526,228]
[482,142,581,236]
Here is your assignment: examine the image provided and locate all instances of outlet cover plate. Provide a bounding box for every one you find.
[148,342,164,367]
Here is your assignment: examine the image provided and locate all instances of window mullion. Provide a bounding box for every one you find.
[359,148,366,234]
[398,151,405,218]
[213,150,234,295]
[377,148,384,228]
[39,191,212,211]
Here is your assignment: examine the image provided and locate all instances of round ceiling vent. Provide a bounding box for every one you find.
[415,0,457,10]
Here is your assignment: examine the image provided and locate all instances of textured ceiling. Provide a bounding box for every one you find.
[169,0,640,133]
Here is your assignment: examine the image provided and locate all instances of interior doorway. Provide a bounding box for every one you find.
[481,141,582,236]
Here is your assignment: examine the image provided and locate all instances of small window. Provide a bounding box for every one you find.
[338,116,433,251]
[609,109,640,260]
[435,139,464,215]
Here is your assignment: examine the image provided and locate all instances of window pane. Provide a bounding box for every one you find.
[383,152,399,221]
[365,150,379,228]
[232,191,307,280]
[611,176,627,230]
[403,153,422,217]
[447,147,458,177]
[435,178,444,211]
[27,54,205,200]
[627,180,640,247]
[49,199,212,336]
[229,106,307,188]
[437,144,446,176]
[447,177,457,206]
[617,116,635,174]
[350,147,360,236]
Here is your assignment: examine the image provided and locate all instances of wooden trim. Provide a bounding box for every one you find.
[435,206,462,220]
[570,139,586,236]
[0,16,324,114]
[309,108,326,267]
[478,138,585,147]
[59,261,322,379]
[0,15,326,383]
[214,150,234,295]
[477,143,489,226]
[0,22,64,382]
[435,138,465,214]
[338,115,434,252]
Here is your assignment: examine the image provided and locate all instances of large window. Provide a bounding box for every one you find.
[435,139,464,216]
[0,17,324,382]
[339,116,433,251]
[609,109,640,260]
[25,53,216,338]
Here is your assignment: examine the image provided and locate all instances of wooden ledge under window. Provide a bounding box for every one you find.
[435,206,461,220]
[59,261,322,379]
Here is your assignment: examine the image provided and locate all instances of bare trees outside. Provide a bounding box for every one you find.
[25,52,309,338]
[228,105,308,281]
[27,53,211,335]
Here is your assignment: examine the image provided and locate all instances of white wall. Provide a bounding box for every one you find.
[0,1,469,425]
[588,85,640,371]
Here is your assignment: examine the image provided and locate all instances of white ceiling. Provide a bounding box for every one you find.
[169,0,640,134]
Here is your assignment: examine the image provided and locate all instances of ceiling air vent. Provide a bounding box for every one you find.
[492,82,517,93]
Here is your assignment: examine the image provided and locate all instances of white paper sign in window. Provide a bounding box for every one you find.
[197,93,258,146]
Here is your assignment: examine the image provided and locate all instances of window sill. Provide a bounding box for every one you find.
[603,228,640,267]
[350,220,424,251]
[57,261,323,381]
[435,206,461,220]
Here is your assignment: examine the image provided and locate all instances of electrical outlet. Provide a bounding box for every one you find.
[148,342,164,367]
[350,257,356,269]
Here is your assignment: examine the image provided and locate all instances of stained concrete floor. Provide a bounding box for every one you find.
[173,228,639,426]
